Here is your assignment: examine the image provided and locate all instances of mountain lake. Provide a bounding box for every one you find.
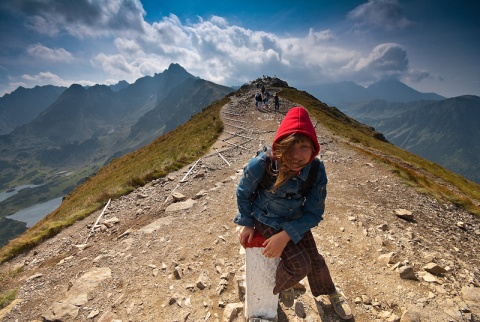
[0,184,44,203]
[6,196,63,228]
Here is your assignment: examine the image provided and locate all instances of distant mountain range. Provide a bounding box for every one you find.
[1,67,478,245]
[304,78,445,106]
[308,79,479,184]
[0,85,66,135]
[0,63,233,240]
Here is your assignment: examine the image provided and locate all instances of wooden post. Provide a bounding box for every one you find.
[244,231,279,322]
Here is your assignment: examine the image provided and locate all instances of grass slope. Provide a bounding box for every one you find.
[282,87,480,216]
[0,96,228,263]
[1,86,479,310]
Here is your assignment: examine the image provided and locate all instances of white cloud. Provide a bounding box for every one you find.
[353,43,408,80]
[91,53,137,77]
[307,28,335,43]
[403,69,444,83]
[348,0,412,31]
[19,71,95,88]
[114,38,144,56]
[1,3,422,95]
[25,15,60,36]
[151,14,190,47]
[27,44,74,62]
[11,0,146,38]
[22,71,65,84]
[85,13,412,89]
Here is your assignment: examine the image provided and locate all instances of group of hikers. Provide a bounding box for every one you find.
[254,83,279,112]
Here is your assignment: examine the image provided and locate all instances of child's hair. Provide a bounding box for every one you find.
[268,133,314,191]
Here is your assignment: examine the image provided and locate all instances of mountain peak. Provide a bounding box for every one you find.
[365,79,445,102]
[165,63,193,76]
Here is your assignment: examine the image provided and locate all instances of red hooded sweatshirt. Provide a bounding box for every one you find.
[272,107,320,163]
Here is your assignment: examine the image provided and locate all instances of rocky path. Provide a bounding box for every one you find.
[1,83,479,322]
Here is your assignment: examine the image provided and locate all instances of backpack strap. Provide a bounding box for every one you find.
[258,155,277,190]
[300,157,320,196]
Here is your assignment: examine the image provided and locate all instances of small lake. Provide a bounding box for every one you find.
[6,197,63,228]
[0,184,43,203]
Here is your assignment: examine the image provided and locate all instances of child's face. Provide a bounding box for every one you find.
[286,139,313,172]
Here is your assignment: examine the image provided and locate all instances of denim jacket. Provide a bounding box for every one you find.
[234,151,327,244]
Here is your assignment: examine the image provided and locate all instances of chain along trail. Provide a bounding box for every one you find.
[0,81,479,322]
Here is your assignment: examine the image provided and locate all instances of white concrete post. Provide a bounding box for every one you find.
[244,231,280,322]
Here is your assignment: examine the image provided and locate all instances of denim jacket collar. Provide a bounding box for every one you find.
[297,161,313,182]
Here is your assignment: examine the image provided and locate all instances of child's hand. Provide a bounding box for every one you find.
[262,231,291,258]
[239,226,255,248]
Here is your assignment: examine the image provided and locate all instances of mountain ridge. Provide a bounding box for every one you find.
[304,78,445,106]
[0,80,478,321]
[341,95,480,183]
[0,85,66,135]
[0,64,233,247]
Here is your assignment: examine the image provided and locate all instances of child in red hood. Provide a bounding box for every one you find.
[234,106,352,320]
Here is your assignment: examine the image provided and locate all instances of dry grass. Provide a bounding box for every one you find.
[0,96,229,263]
[0,266,22,309]
[281,87,480,216]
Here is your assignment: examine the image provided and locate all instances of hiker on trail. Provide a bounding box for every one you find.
[261,84,265,95]
[274,93,280,111]
[234,107,352,320]
[264,91,270,109]
[254,92,263,111]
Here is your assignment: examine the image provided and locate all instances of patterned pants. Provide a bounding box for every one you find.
[254,219,336,296]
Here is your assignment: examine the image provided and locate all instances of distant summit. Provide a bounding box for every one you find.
[341,94,480,184]
[164,62,193,75]
[110,80,129,92]
[0,85,66,135]
[366,79,444,103]
[0,64,234,239]
[304,79,445,106]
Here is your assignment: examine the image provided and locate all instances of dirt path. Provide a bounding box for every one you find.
[1,82,479,322]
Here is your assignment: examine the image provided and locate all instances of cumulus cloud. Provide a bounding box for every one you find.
[91,53,136,76]
[8,0,146,38]
[81,12,414,89]
[2,2,419,94]
[353,43,408,80]
[27,44,74,62]
[22,71,65,83]
[89,13,360,87]
[403,69,444,83]
[348,0,412,31]
[20,71,95,88]
[25,15,60,37]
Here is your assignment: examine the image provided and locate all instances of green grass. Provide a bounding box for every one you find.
[0,265,22,309]
[0,288,17,309]
[281,87,480,216]
[0,96,228,263]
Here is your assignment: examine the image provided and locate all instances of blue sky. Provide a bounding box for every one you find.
[0,0,479,98]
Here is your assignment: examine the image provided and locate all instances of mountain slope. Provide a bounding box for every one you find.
[128,78,234,149]
[342,95,480,183]
[0,64,233,241]
[0,79,478,322]
[306,79,444,106]
[366,78,444,102]
[0,85,66,135]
